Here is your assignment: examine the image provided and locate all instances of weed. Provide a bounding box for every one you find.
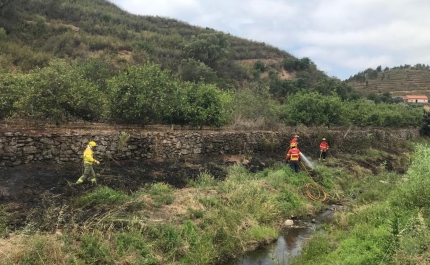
[78,234,112,264]
[118,131,130,150]
[147,182,174,207]
[187,207,204,219]
[188,171,217,188]
[74,186,129,207]
[0,206,9,238]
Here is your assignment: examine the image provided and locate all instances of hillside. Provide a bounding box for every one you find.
[0,0,325,88]
[346,65,430,98]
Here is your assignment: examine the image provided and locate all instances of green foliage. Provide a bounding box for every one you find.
[419,110,430,136]
[268,73,302,97]
[0,27,6,39]
[76,57,113,92]
[282,57,297,72]
[178,58,217,83]
[228,85,282,128]
[148,224,183,259]
[78,234,112,264]
[147,182,174,207]
[185,33,232,67]
[312,77,352,100]
[254,60,265,72]
[0,206,9,238]
[14,60,106,122]
[188,171,217,188]
[291,144,430,265]
[115,232,155,262]
[390,143,430,209]
[108,63,178,125]
[280,91,422,128]
[74,186,129,207]
[281,91,347,127]
[0,71,25,119]
[178,82,232,128]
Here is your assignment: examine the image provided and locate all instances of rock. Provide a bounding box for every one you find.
[284,219,294,226]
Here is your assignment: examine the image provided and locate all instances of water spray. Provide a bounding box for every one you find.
[300,152,314,170]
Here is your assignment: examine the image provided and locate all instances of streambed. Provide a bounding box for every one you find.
[222,206,340,265]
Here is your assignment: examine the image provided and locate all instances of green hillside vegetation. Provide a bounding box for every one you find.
[0,0,426,129]
[346,64,430,99]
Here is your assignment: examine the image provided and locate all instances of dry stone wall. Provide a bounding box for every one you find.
[0,128,419,167]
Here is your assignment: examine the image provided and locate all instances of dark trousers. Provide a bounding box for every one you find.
[289,161,299,173]
[321,151,327,159]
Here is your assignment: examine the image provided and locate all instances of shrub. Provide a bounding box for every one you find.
[15,60,106,122]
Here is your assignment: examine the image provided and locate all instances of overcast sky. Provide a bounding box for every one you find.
[108,0,430,80]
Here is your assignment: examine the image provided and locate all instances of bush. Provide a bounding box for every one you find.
[14,60,106,122]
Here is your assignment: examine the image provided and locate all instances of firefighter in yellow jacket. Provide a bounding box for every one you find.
[75,141,100,184]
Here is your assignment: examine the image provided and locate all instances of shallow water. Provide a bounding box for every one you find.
[221,209,336,265]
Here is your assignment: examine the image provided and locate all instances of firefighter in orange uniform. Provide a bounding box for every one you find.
[319,137,329,161]
[286,143,301,173]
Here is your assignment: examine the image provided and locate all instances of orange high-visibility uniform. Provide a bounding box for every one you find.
[286,148,301,161]
[320,141,329,152]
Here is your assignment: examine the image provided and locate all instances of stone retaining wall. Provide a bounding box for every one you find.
[0,128,419,167]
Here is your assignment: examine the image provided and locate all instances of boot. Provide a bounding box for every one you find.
[75,177,84,184]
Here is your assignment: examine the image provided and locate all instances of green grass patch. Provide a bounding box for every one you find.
[74,186,129,207]
[147,182,175,207]
[188,171,218,188]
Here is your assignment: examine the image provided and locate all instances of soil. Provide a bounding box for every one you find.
[0,122,412,234]
[0,151,282,231]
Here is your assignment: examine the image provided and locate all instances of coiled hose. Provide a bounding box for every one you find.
[300,161,328,202]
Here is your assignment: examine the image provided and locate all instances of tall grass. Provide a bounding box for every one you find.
[291,143,430,265]
[4,153,416,265]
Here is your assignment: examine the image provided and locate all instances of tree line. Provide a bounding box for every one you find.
[0,59,424,128]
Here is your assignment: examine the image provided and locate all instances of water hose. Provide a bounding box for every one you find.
[300,161,328,202]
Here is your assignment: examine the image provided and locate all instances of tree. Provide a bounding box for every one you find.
[281,91,347,127]
[282,57,297,72]
[178,58,217,83]
[298,57,311,70]
[184,33,231,68]
[15,60,106,122]
[178,82,232,127]
[0,0,14,16]
[0,71,25,119]
[254,60,265,72]
[108,63,177,125]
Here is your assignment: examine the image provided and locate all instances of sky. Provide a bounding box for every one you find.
[108,0,430,80]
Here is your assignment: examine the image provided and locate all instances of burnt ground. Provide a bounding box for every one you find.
[0,143,411,233]
[0,152,283,231]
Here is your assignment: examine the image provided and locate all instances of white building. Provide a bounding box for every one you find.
[403,95,428,104]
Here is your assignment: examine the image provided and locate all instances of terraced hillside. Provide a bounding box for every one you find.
[348,68,430,97]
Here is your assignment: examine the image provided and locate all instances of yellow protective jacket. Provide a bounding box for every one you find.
[83,146,98,165]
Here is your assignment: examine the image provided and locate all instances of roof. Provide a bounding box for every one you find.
[403,95,428,99]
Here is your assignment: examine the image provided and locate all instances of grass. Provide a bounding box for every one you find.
[290,143,430,265]
[74,186,130,207]
[146,182,175,208]
[3,144,428,264]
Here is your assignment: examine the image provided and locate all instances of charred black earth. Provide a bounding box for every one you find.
[0,152,283,230]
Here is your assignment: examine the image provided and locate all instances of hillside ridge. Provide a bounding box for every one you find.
[347,66,430,97]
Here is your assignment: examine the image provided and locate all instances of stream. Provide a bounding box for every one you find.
[221,207,338,265]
